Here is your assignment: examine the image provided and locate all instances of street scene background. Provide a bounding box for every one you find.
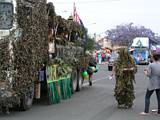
[1,0,160,119]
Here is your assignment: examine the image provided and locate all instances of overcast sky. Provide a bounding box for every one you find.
[47,0,160,36]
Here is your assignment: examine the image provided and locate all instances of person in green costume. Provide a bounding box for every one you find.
[113,48,137,108]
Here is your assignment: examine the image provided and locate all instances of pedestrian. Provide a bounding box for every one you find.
[87,56,97,86]
[97,52,102,64]
[140,52,160,115]
[148,54,153,63]
[102,52,106,62]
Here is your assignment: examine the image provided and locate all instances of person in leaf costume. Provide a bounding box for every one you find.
[114,48,137,108]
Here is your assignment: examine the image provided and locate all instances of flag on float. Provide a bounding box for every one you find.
[73,2,83,26]
[73,2,88,47]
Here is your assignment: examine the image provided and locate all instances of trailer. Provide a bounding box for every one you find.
[0,0,93,113]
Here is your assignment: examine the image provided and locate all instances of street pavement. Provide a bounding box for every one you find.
[0,64,160,120]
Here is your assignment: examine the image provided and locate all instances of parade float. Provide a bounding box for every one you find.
[0,0,97,113]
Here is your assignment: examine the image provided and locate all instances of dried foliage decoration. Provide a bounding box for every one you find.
[114,48,137,108]
[0,0,49,107]
[47,2,86,46]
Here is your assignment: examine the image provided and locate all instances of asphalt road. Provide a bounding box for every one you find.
[0,64,160,120]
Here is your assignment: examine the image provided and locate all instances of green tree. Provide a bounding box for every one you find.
[105,23,158,46]
[86,36,95,51]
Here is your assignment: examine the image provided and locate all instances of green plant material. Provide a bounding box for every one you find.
[47,3,87,46]
[85,36,95,51]
[0,0,49,107]
[114,48,136,108]
[53,58,73,77]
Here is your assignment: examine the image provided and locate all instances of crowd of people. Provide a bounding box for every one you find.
[93,48,113,64]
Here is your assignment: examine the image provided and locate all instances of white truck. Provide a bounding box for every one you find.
[131,37,149,65]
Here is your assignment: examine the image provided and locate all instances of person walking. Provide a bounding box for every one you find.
[97,52,102,64]
[113,48,137,108]
[140,52,160,115]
